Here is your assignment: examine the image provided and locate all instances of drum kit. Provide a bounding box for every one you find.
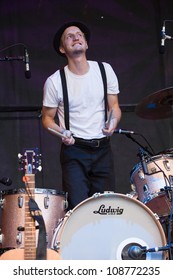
[0,87,173,260]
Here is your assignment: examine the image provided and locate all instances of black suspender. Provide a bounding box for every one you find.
[60,68,70,130]
[98,62,108,122]
[60,62,107,130]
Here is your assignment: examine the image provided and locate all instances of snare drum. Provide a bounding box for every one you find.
[0,188,67,249]
[130,154,173,217]
[51,192,167,260]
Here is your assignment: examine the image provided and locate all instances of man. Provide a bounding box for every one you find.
[42,21,121,210]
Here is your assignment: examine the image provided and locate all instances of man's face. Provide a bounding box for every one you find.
[59,26,88,57]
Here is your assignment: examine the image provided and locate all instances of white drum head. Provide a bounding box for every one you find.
[52,192,167,260]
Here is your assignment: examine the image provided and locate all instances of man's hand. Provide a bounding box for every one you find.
[62,130,75,145]
[102,118,118,136]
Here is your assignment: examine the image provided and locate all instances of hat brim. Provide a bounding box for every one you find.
[53,21,90,56]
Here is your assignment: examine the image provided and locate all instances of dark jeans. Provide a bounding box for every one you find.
[60,141,115,210]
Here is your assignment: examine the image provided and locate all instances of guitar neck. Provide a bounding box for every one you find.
[24,173,36,260]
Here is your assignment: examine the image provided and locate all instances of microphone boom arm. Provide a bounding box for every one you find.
[0,56,24,62]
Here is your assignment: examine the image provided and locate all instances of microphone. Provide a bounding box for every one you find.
[24,48,31,79]
[128,244,171,259]
[160,23,173,54]
[114,129,135,134]
[138,148,148,174]
[0,177,12,186]
[128,245,147,259]
[160,24,166,53]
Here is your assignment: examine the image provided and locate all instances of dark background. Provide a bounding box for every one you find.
[0,0,173,195]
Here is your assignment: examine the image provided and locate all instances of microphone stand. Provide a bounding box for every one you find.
[125,133,154,156]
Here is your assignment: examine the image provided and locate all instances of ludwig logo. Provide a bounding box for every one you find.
[93,204,123,215]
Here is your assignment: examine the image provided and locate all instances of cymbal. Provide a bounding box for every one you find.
[135,87,173,120]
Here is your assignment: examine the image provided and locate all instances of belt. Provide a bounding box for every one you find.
[74,137,110,148]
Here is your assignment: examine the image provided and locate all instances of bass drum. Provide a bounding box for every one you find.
[0,188,67,249]
[51,192,167,260]
[130,153,173,218]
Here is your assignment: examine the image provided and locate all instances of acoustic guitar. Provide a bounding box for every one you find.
[0,148,60,260]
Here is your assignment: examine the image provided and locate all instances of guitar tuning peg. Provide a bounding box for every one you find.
[18,153,23,159]
[37,166,42,172]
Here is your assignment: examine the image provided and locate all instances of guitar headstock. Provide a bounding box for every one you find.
[18,148,42,174]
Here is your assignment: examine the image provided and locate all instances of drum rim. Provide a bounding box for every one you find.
[130,153,173,177]
[1,187,66,196]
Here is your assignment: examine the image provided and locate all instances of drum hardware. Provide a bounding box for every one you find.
[0,231,2,245]
[16,232,22,245]
[125,191,138,199]
[16,225,40,231]
[0,187,66,249]
[121,243,146,260]
[123,242,173,260]
[138,148,149,175]
[170,175,173,184]
[163,160,171,171]
[18,195,24,208]
[0,192,3,209]
[163,186,173,201]
[126,131,173,219]
[130,153,173,218]
[52,219,64,251]
[64,192,68,210]
[44,195,49,209]
[17,226,25,231]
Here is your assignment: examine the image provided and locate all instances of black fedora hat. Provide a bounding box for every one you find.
[53,21,90,56]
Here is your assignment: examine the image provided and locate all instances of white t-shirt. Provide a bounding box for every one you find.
[43,61,119,139]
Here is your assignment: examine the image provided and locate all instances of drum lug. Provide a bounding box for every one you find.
[0,198,4,209]
[153,213,160,220]
[131,183,136,192]
[53,240,60,251]
[163,160,170,171]
[64,192,68,210]
[18,195,24,208]
[143,184,149,193]
[0,232,2,244]
[138,170,145,180]
[104,191,115,195]
[44,196,49,209]
[0,192,4,209]
[92,192,100,198]
[64,200,68,210]
[51,218,64,251]
[126,191,137,199]
[16,231,22,245]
